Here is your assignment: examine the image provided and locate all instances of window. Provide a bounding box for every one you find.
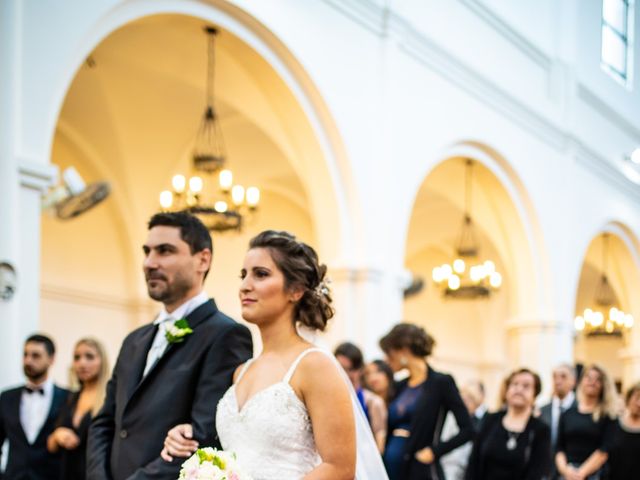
[601,0,633,84]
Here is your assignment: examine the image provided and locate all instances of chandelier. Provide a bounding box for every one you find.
[159,26,259,232]
[431,159,502,299]
[574,233,634,336]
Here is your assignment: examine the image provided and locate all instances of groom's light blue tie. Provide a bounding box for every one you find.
[143,318,172,377]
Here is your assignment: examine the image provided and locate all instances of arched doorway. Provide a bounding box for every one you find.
[573,224,640,391]
[403,143,547,404]
[40,7,353,383]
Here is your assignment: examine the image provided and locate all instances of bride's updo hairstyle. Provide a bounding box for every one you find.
[249,230,334,331]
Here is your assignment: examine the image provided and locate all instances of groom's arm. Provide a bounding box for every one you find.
[125,322,253,479]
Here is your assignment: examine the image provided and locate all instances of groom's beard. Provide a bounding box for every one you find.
[146,270,192,306]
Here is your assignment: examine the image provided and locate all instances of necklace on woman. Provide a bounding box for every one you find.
[506,431,519,450]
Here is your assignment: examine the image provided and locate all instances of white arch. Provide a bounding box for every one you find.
[571,220,640,317]
[45,0,360,262]
[401,140,551,320]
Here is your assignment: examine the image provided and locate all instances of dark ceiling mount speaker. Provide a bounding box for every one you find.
[42,167,110,219]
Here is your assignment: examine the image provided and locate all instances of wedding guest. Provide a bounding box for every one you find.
[0,334,69,480]
[555,364,618,480]
[47,338,109,480]
[380,323,474,480]
[608,382,640,480]
[364,359,395,406]
[334,342,387,451]
[540,363,577,451]
[466,368,551,480]
[440,380,487,480]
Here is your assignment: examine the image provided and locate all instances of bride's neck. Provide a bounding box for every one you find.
[260,315,301,353]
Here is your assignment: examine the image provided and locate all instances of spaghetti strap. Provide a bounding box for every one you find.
[283,347,327,384]
[234,358,255,384]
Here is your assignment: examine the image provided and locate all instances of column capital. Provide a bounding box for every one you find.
[18,157,57,192]
[327,264,411,290]
[504,315,569,334]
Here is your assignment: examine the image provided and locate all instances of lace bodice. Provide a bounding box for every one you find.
[216,348,322,479]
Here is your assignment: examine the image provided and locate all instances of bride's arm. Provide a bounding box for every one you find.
[295,352,356,480]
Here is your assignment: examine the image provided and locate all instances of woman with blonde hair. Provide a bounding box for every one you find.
[555,364,618,480]
[47,337,109,479]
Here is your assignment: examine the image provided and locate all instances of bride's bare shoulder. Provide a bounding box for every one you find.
[295,350,344,385]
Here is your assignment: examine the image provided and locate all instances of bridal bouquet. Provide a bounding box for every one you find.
[178,448,252,480]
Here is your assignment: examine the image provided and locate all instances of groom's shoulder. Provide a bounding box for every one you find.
[202,308,249,335]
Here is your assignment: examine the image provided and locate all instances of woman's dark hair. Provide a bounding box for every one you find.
[26,334,55,357]
[249,230,333,331]
[367,359,395,402]
[148,212,213,278]
[148,212,212,254]
[334,342,364,370]
[501,368,542,405]
[626,381,640,404]
[379,323,435,357]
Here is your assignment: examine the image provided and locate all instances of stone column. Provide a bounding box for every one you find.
[322,265,408,358]
[505,316,574,397]
[0,0,23,389]
[0,1,56,389]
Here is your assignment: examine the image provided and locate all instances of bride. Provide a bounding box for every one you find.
[160,230,387,480]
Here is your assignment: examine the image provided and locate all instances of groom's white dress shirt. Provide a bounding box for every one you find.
[143,291,209,376]
[20,379,54,444]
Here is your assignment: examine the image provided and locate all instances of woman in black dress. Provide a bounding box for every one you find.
[608,382,640,480]
[555,364,618,480]
[47,338,109,479]
[466,368,551,480]
[380,323,474,480]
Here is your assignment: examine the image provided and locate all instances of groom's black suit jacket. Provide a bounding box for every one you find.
[87,299,253,480]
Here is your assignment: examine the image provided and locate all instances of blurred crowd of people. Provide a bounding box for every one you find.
[2,324,640,480]
[333,324,640,480]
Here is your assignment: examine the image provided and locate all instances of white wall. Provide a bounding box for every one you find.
[2,0,640,390]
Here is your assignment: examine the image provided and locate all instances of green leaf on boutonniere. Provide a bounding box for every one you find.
[165,318,193,344]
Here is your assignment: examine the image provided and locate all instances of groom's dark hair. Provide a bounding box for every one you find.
[148,212,213,277]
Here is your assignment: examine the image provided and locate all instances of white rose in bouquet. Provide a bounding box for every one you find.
[178,447,252,480]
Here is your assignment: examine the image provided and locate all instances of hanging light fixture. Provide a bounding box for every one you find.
[159,26,259,232]
[574,233,634,336]
[431,159,502,299]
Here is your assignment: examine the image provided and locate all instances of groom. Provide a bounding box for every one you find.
[87,212,253,480]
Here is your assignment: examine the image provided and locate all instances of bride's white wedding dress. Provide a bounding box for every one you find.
[216,347,389,480]
[216,348,322,479]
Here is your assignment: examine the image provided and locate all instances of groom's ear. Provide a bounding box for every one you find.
[194,248,212,275]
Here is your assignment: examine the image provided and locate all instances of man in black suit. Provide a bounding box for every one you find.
[87,212,253,480]
[0,334,70,479]
[539,363,577,478]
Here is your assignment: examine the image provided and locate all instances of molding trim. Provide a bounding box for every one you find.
[391,14,568,151]
[457,0,552,71]
[322,0,640,202]
[321,0,387,36]
[17,157,57,192]
[577,82,640,140]
[572,139,640,203]
[41,283,152,313]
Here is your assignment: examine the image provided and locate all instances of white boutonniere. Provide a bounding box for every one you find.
[165,318,193,344]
